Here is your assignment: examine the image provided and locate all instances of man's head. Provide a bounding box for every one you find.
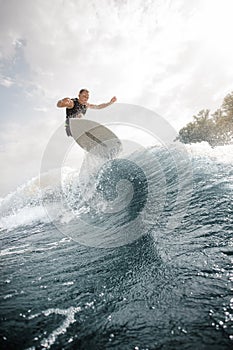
[78,89,89,105]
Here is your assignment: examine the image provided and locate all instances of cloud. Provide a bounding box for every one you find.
[1,0,233,195]
[33,107,48,112]
[0,115,69,196]
[0,76,15,87]
[0,0,196,100]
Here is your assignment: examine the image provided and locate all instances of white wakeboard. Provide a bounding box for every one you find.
[70,119,122,158]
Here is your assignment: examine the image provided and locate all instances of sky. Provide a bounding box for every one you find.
[1,0,233,196]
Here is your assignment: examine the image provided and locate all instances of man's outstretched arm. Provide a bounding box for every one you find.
[88,96,117,110]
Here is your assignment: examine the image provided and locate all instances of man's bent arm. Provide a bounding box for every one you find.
[57,97,74,108]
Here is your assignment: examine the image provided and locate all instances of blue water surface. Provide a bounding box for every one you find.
[0,143,232,350]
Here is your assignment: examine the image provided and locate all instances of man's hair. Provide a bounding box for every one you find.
[79,89,89,95]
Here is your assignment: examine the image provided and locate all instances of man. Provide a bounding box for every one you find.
[57,89,117,136]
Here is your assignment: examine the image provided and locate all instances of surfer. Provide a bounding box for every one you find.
[57,89,117,136]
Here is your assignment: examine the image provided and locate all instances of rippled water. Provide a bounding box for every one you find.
[0,143,233,349]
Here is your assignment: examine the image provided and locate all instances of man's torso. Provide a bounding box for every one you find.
[66,98,87,118]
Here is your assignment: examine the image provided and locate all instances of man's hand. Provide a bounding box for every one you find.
[110,96,117,104]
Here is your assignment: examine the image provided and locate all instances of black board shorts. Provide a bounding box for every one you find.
[65,118,72,137]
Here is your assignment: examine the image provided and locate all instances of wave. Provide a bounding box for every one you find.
[1,143,232,240]
[0,169,66,231]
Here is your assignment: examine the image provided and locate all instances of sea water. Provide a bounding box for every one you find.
[0,142,232,349]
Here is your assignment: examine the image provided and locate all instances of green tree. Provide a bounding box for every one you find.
[178,91,233,146]
[221,91,233,116]
[178,109,215,145]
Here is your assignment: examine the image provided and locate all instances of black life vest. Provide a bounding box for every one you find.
[66,98,87,118]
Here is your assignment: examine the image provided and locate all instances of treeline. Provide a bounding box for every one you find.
[177,91,233,146]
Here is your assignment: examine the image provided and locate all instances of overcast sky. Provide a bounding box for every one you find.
[1,0,233,196]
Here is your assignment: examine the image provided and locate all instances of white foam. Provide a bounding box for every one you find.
[0,167,78,231]
[0,205,50,231]
[184,142,233,164]
[27,306,81,350]
[0,244,30,256]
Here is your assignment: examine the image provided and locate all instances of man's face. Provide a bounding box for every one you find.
[79,91,89,105]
